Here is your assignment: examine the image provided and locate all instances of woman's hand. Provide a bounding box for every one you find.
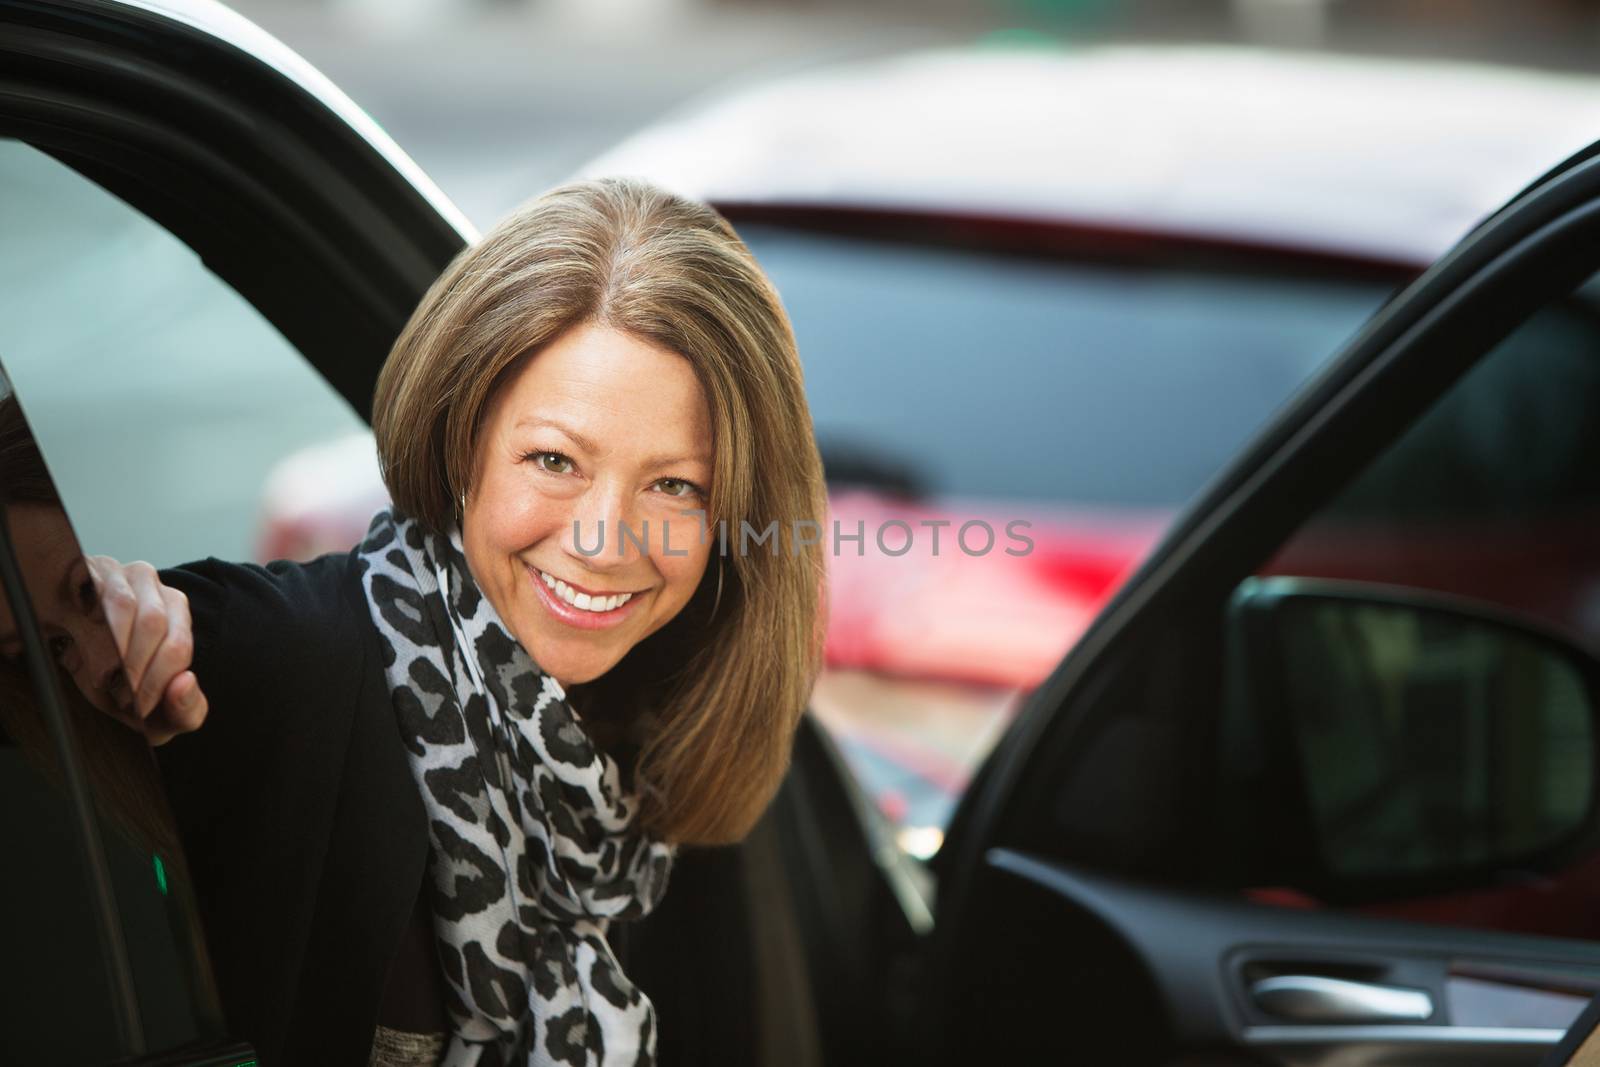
[85,557,208,745]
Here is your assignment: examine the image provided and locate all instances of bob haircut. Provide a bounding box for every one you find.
[373,177,827,845]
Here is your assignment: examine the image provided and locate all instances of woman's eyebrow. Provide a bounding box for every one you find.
[641,449,712,470]
[514,417,709,468]
[513,416,596,454]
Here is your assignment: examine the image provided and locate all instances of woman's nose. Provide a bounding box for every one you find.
[562,481,644,568]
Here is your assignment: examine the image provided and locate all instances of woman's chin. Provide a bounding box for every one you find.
[529,641,622,689]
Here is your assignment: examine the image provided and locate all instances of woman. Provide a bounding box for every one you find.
[104,178,827,1066]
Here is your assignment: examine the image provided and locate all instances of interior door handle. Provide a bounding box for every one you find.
[1251,975,1435,1023]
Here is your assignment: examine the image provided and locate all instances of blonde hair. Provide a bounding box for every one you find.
[373,177,827,845]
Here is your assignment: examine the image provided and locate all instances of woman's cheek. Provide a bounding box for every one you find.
[489,493,560,553]
[662,494,717,550]
[663,546,714,613]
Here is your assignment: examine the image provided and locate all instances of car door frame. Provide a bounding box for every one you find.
[921,141,1600,1062]
[0,0,470,420]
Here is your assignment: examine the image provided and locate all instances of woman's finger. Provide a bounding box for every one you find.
[85,555,138,667]
[133,587,194,718]
[116,561,171,716]
[146,669,208,746]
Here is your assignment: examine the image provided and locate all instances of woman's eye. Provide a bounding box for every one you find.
[529,451,574,475]
[654,478,701,498]
[47,634,72,662]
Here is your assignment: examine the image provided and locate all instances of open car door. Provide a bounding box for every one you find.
[920,141,1600,1065]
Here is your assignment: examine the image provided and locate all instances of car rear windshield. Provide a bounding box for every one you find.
[738,223,1401,509]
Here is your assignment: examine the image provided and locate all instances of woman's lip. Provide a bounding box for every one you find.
[526,564,644,631]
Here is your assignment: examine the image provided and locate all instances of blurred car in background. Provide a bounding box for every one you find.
[256,44,1600,857]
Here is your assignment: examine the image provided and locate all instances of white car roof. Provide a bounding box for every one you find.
[581,46,1600,265]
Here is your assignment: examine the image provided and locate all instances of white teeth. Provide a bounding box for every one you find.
[537,570,633,613]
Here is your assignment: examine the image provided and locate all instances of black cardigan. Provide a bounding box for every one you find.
[155,552,431,1065]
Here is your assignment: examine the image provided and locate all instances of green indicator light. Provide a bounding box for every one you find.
[152,853,168,896]
[233,1061,258,1066]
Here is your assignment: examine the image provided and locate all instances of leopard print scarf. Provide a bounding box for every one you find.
[354,508,675,1067]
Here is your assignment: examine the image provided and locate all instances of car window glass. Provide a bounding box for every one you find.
[1264,290,1600,653]
[0,138,369,568]
[0,378,224,1061]
[1235,277,1600,940]
[738,222,1397,858]
[0,587,126,1062]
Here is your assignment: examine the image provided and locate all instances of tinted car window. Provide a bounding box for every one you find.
[1265,293,1600,646]
[0,606,126,1064]
[0,380,225,1061]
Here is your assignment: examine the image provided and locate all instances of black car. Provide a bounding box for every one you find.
[3,2,1600,1065]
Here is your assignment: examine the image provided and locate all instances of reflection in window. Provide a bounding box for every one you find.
[1282,599,1593,878]
[0,384,223,1060]
[1263,285,1600,645]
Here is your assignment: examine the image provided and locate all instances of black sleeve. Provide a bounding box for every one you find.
[152,552,377,1064]
[155,553,371,846]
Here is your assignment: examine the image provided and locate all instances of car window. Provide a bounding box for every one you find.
[0,138,369,567]
[1262,291,1600,657]
[737,223,1398,857]
[0,378,226,1062]
[1235,278,1600,940]
[0,595,127,1062]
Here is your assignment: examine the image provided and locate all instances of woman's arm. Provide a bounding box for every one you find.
[84,555,208,744]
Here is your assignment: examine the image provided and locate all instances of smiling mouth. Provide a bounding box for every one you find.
[533,568,639,614]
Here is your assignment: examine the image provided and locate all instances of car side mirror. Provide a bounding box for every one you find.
[1227,577,1600,892]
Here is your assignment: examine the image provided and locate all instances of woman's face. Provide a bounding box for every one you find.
[0,503,125,717]
[463,321,715,688]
